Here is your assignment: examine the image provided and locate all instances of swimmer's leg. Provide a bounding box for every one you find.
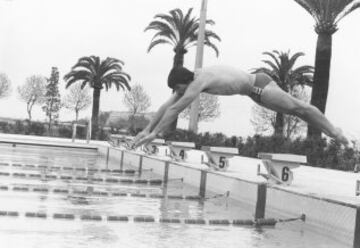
[258,82,348,145]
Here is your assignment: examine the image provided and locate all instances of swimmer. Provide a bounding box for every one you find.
[133,65,348,148]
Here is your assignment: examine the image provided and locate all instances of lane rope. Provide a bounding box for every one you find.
[0,210,305,227]
[0,184,206,201]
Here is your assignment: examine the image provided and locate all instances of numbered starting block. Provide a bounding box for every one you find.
[110,134,134,148]
[201,146,238,171]
[257,153,306,186]
[166,141,195,162]
[143,139,167,156]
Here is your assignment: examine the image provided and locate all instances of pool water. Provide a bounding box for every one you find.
[0,144,349,248]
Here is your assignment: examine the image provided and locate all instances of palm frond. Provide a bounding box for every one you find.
[336,1,360,24]
[144,7,220,60]
[204,30,221,42]
[183,8,194,27]
[153,13,177,30]
[288,52,305,69]
[80,80,88,89]
[150,30,177,46]
[170,8,184,31]
[293,0,320,23]
[254,50,313,89]
[261,60,280,75]
[203,40,219,57]
[147,39,173,52]
[263,51,281,69]
[292,65,314,75]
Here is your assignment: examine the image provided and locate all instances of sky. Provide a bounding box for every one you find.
[0,0,360,138]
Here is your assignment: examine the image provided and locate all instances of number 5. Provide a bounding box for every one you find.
[219,156,226,168]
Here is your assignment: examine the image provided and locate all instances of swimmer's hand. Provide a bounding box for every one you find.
[131,130,150,148]
[133,132,157,149]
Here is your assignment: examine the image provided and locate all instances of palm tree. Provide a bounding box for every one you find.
[252,50,314,137]
[64,56,131,139]
[144,8,221,130]
[294,0,360,138]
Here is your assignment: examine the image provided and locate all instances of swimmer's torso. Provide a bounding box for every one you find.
[195,65,255,96]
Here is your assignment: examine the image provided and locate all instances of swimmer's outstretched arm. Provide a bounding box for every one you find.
[132,93,181,145]
[134,81,204,148]
[146,93,182,133]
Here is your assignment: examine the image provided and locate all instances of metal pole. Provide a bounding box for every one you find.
[199,170,207,197]
[138,155,143,175]
[255,183,267,219]
[120,150,124,170]
[106,147,110,168]
[72,123,77,143]
[86,119,91,143]
[188,0,208,133]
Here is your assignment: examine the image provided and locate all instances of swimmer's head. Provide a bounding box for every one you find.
[168,66,194,94]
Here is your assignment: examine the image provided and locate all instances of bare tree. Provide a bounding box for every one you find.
[63,84,92,122]
[17,75,46,121]
[251,86,310,139]
[180,93,220,122]
[123,84,151,116]
[0,73,12,99]
[123,84,151,131]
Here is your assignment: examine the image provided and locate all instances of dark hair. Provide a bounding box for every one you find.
[167,66,194,89]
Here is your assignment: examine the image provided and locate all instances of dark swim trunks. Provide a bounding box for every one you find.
[249,73,273,103]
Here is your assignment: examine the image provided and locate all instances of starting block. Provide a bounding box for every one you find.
[110,135,133,148]
[257,153,306,186]
[166,141,195,162]
[143,139,167,156]
[201,146,238,171]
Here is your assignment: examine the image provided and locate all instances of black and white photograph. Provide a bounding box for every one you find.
[0,0,360,247]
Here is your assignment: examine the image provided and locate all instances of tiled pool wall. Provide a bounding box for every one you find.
[266,186,358,246]
[98,145,359,248]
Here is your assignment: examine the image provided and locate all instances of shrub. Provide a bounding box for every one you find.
[161,129,358,171]
[58,126,72,138]
[27,122,46,136]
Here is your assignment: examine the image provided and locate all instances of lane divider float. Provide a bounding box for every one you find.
[0,210,306,227]
[0,163,140,175]
[0,172,163,185]
[0,184,207,201]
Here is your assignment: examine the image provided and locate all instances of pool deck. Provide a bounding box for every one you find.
[1,133,359,206]
[0,133,100,150]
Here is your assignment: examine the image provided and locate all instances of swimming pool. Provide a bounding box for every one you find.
[0,143,349,248]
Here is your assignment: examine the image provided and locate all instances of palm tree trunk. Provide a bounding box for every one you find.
[173,50,186,67]
[307,32,332,139]
[92,88,101,139]
[274,113,284,137]
[169,50,186,131]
